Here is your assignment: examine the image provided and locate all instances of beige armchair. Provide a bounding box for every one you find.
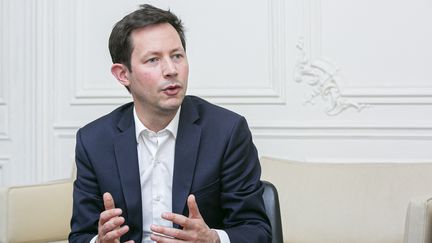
[261,157,432,243]
[0,178,72,243]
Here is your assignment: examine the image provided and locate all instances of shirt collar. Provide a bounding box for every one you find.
[133,106,181,141]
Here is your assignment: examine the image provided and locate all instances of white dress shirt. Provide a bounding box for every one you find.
[91,106,229,243]
[134,107,177,242]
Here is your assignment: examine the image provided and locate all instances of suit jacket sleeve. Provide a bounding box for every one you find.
[68,129,103,243]
[220,116,272,243]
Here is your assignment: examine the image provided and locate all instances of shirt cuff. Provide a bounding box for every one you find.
[90,235,97,243]
[213,229,231,243]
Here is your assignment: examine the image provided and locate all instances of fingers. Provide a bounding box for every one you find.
[100,192,122,226]
[101,225,130,241]
[150,232,180,243]
[99,208,122,226]
[151,218,216,242]
[161,212,189,227]
[159,194,202,228]
[151,195,216,242]
[151,225,189,241]
[187,194,202,219]
[100,215,125,235]
[103,192,115,210]
[98,192,131,242]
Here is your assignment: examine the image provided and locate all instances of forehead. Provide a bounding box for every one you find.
[130,23,183,53]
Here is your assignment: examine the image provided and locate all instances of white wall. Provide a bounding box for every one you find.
[1,0,432,186]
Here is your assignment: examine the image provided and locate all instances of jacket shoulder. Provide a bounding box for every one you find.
[185,96,242,120]
[78,102,133,138]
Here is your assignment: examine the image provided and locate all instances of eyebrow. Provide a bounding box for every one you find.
[143,47,185,57]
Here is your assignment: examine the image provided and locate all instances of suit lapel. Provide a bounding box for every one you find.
[113,106,142,232]
[172,97,201,217]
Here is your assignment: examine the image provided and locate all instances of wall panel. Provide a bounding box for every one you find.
[0,0,9,141]
[295,0,432,113]
[1,0,432,186]
[52,131,76,180]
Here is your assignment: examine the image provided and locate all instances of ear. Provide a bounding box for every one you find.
[111,63,130,87]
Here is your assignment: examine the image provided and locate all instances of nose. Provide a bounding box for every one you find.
[162,58,178,78]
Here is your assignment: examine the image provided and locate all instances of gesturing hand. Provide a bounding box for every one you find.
[97,192,134,243]
[150,195,220,243]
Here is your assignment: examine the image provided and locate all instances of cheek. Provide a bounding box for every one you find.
[180,64,189,79]
[133,69,160,86]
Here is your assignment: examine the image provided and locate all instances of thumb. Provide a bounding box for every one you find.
[103,192,115,210]
[187,194,202,219]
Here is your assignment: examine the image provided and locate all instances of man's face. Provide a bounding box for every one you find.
[126,23,189,115]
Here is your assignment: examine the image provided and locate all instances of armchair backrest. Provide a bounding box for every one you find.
[0,180,73,243]
[261,156,432,243]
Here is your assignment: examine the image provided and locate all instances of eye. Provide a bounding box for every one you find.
[172,53,184,61]
[145,57,159,64]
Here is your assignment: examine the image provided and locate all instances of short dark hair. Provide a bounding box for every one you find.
[108,4,186,71]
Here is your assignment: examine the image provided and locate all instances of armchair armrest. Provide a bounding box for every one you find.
[0,179,73,243]
[404,196,432,243]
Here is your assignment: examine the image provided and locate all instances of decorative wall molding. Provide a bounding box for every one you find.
[0,0,9,140]
[297,158,432,164]
[0,0,5,106]
[54,120,432,140]
[50,131,76,181]
[0,77,5,105]
[0,93,5,105]
[34,0,57,183]
[339,88,432,105]
[70,0,287,105]
[294,38,368,115]
[0,157,10,186]
[22,0,38,184]
[0,106,9,140]
[0,165,3,186]
[187,0,287,105]
[53,123,82,130]
[250,122,432,139]
[295,0,432,114]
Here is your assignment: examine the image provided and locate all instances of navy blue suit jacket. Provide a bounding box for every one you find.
[69,96,271,242]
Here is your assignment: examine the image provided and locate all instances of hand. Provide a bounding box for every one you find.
[150,195,220,243]
[97,192,134,243]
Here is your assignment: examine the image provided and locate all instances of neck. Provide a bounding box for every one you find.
[135,105,178,132]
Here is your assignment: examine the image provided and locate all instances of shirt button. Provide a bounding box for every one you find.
[155,195,161,201]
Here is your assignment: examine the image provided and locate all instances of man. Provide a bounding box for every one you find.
[69,4,271,243]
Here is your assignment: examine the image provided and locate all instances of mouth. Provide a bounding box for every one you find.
[161,83,182,96]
